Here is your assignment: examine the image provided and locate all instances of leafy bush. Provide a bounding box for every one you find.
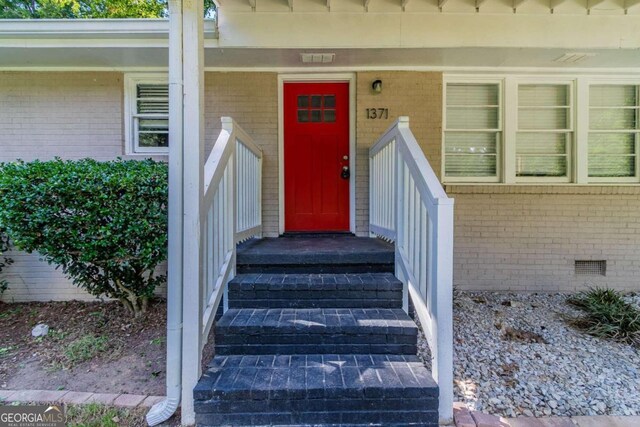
[0,159,168,316]
[568,287,640,346]
[0,227,13,295]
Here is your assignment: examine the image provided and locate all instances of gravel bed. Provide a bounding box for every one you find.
[416,291,640,418]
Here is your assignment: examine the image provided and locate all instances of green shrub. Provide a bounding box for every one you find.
[568,287,640,346]
[0,227,13,295]
[0,159,168,316]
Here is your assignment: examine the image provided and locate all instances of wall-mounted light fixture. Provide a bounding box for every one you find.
[371,79,382,94]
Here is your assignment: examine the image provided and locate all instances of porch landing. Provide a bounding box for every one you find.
[236,235,395,273]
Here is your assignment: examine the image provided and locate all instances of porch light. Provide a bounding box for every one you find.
[371,79,382,93]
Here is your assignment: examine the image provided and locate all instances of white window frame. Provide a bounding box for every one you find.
[124,73,169,155]
[513,78,575,184]
[439,74,640,186]
[442,77,504,183]
[585,78,640,184]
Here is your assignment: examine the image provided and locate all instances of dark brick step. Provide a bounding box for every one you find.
[236,237,395,274]
[194,354,438,426]
[228,273,403,309]
[215,308,417,355]
[195,410,437,426]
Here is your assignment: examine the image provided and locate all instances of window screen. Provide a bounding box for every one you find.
[516,84,572,179]
[588,85,639,178]
[134,84,169,150]
[445,83,501,179]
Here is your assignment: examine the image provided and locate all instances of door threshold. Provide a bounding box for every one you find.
[281,232,355,238]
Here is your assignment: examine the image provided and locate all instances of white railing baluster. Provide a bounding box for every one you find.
[369,117,454,425]
[196,116,262,374]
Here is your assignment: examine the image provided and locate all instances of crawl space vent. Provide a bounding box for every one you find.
[575,260,606,276]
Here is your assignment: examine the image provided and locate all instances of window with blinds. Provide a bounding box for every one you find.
[444,83,501,180]
[588,85,639,179]
[516,84,572,179]
[133,83,169,152]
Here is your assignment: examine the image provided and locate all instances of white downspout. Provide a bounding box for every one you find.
[146,0,184,424]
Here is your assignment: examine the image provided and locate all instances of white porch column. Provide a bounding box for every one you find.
[180,0,206,424]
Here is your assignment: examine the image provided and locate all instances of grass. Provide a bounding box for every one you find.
[66,403,148,427]
[567,287,640,346]
[64,335,109,366]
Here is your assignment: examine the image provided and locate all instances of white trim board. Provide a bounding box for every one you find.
[3,66,640,74]
[277,73,357,235]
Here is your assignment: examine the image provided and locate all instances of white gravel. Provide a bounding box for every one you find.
[416,291,640,418]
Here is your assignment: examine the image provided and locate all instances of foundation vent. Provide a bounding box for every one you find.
[575,260,606,276]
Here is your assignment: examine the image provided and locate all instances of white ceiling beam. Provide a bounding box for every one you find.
[549,0,566,13]
[624,0,640,12]
[364,0,371,11]
[512,0,527,12]
[327,0,331,10]
[248,0,256,9]
[587,0,606,13]
[438,0,448,11]
[287,0,293,10]
[402,0,410,10]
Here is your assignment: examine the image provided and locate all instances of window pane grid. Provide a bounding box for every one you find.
[516,84,572,179]
[588,85,639,179]
[133,82,169,151]
[444,83,501,179]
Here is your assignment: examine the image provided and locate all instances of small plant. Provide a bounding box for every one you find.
[0,158,168,316]
[568,287,640,346]
[64,335,109,365]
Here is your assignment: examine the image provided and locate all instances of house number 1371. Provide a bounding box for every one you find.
[366,108,389,120]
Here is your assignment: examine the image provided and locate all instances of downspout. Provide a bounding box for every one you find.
[146,0,184,424]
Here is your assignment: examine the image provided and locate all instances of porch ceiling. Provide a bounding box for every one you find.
[1,46,640,70]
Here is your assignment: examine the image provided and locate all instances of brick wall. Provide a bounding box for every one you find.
[355,72,443,235]
[0,72,124,162]
[447,185,640,292]
[204,72,279,237]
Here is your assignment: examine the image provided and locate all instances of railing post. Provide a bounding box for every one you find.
[432,200,454,424]
[393,137,409,314]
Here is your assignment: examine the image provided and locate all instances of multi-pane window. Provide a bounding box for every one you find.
[444,83,501,180]
[125,75,169,154]
[588,85,639,179]
[443,77,640,184]
[516,84,572,180]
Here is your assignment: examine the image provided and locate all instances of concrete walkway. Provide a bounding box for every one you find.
[0,389,163,409]
[455,402,640,427]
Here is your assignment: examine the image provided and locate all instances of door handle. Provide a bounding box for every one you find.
[341,166,350,180]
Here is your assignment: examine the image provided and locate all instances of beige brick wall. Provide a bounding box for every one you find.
[355,71,443,235]
[204,72,279,237]
[447,185,640,293]
[0,72,124,162]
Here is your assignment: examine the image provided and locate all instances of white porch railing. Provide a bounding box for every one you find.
[200,117,263,350]
[369,117,454,424]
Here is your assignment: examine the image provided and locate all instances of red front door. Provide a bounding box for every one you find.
[284,82,350,232]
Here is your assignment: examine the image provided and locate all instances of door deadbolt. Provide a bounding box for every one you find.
[341,166,351,180]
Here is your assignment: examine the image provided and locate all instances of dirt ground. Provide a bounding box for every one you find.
[0,299,167,395]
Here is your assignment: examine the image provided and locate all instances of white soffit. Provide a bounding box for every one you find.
[1,47,640,69]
